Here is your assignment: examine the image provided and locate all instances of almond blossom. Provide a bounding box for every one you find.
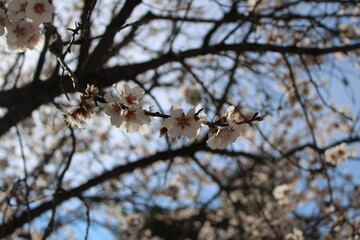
[24,20,42,49]
[104,92,123,128]
[163,105,204,140]
[8,0,28,23]
[118,106,151,135]
[206,126,241,150]
[115,82,144,106]
[104,83,151,134]
[6,20,36,51]
[206,106,242,150]
[26,0,54,24]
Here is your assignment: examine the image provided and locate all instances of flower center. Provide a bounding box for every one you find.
[176,113,190,129]
[19,3,27,12]
[34,3,45,14]
[13,26,25,38]
[110,103,121,114]
[125,94,136,105]
[124,110,137,121]
[338,149,345,156]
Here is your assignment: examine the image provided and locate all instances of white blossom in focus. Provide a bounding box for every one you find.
[206,126,240,150]
[104,92,123,128]
[163,105,204,140]
[118,106,151,134]
[104,83,151,134]
[8,0,28,23]
[206,106,242,150]
[26,0,54,24]
[115,82,144,106]
[24,21,42,49]
[224,106,238,126]
[6,20,34,51]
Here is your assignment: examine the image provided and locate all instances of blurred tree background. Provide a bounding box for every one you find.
[0,0,359,239]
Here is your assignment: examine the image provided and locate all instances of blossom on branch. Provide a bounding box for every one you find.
[24,20,42,49]
[26,0,54,24]
[64,102,94,129]
[118,106,151,135]
[104,83,151,134]
[206,106,242,150]
[115,82,145,107]
[6,20,41,51]
[104,92,123,128]
[163,105,205,140]
[8,0,28,23]
[206,126,241,150]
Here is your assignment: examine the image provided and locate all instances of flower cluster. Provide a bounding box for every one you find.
[104,82,151,135]
[163,104,206,140]
[0,0,54,51]
[66,83,264,150]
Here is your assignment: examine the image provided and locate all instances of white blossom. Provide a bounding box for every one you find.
[206,106,242,150]
[8,0,28,23]
[26,0,54,24]
[163,105,204,140]
[224,106,237,126]
[24,21,42,49]
[115,82,144,107]
[118,106,151,134]
[6,20,35,51]
[324,142,354,166]
[206,126,240,150]
[104,92,123,128]
[104,84,151,134]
